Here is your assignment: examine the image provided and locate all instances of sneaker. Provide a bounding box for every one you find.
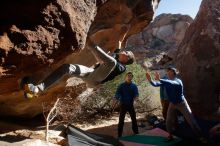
[23,84,39,99]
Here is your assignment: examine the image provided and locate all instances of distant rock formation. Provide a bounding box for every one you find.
[126,13,192,69]
[0,0,160,117]
[176,0,220,120]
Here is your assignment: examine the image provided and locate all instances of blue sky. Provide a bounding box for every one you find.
[155,0,202,19]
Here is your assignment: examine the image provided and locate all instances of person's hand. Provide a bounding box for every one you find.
[118,41,122,49]
[112,98,118,106]
[134,97,139,102]
[155,72,160,80]
[146,72,152,81]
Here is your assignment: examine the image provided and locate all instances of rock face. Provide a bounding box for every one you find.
[0,0,160,117]
[176,0,220,120]
[126,14,192,67]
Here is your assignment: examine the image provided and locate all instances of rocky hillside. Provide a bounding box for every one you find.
[0,0,160,117]
[126,13,192,68]
[176,0,220,120]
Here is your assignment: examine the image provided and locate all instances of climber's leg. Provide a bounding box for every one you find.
[22,64,94,99]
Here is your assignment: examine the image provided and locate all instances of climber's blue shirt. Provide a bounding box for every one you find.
[115,82,139,105]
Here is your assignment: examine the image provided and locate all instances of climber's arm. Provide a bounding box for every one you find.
[118,25,130,49]
[87,38,117,65]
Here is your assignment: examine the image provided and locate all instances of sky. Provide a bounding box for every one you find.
[155,0,202,19]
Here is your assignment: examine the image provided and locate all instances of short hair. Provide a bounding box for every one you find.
[167,67,177,75]
[126,72,133,77]
[125,51,135,65]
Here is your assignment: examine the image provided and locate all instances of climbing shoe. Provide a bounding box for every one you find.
[23,84,39,99]
[24,92,35,99]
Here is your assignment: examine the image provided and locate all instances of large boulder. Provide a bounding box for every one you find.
[0,0,97,118]
[176,0,220,120]
[0,0,160,117]
[126,14,192,67]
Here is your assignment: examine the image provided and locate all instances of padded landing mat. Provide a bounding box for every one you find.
[67,125,123,146]
[120,128,181,146]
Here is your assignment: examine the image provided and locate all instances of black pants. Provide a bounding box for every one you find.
[118,103,139,137]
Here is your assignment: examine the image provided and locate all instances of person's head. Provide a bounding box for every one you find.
[125,72,133,83]
[166,67,177,79]
[118,51,135,65]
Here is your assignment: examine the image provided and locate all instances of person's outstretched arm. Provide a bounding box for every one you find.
[159,78,180,86]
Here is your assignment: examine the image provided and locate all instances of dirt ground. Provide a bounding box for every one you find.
[78,113,156,138]
[1,111,214,146]
[0,112,161,145]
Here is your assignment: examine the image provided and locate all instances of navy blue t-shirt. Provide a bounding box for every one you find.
[115,82,139,105]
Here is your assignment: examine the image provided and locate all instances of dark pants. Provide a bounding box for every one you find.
[118,103,139,137]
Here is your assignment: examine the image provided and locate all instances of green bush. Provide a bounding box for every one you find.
[79,63,161,120]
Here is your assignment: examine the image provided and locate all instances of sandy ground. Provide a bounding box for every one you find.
[76,112,161,138]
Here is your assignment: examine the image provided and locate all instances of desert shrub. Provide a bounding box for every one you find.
[78,63,160,120]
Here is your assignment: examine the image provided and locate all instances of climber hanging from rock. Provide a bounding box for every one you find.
[21,25,135,99]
